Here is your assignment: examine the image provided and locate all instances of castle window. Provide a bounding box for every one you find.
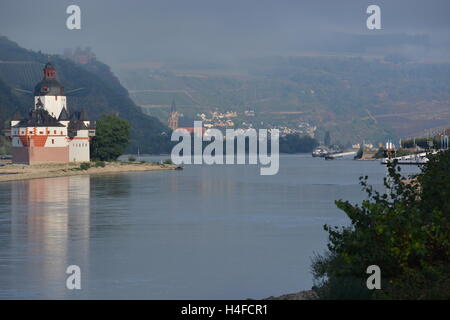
[52,139,54,144]
[54,130,56,134]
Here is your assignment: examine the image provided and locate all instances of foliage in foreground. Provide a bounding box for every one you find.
[91,114,131,161]
[311,150,450,299]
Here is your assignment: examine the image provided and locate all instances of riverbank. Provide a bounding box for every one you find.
[0,160,178,182]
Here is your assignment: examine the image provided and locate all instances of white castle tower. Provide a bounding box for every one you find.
[34,62,67,119]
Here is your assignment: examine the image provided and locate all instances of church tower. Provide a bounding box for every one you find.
[168,99,179,130]
[33,62,67,119]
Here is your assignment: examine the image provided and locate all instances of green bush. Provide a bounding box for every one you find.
[312,150,450,300]
[373,147,386,159]
[0,135,11,155]
[128,156,136,162]
[94,161,106,168]
[79,162,91,170]
[163,159,173,165]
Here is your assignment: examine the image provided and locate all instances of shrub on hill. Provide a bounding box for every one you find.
[312,150,450,299]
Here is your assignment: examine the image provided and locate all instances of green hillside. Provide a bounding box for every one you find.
[0,36,172,154]
[117,55,450,144]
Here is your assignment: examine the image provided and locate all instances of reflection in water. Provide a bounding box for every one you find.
[2,176,90,299]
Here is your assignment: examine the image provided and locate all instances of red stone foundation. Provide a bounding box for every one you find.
[12,147,69,164]
[12,147,30,164]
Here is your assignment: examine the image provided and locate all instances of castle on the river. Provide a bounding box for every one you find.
[5,62,95,164]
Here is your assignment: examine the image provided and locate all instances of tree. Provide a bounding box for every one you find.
[324,131,331,147]
[90,114,131,161]
[0,135,11,155]
[311,150,450,299]
[279,134,318,153]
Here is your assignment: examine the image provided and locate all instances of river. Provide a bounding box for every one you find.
[0,154,420,299]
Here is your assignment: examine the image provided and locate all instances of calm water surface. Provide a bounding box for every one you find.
[0,155,420,299]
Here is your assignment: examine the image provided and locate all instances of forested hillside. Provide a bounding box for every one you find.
[0,36,172,154]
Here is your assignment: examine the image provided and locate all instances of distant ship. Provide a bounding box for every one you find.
[312,146,342,158]
[381,152,430,165]
[312,146,330,157]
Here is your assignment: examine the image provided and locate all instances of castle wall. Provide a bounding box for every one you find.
[12,147,30,164]
[69,137,90,162]
[12,146,69,164]
[28,146,69,164]
[11,126,69,148]
[11,126,93,164]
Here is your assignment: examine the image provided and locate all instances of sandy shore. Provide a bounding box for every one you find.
[0,160,179,183]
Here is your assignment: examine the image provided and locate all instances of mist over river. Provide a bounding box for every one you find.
[0,155,420,299]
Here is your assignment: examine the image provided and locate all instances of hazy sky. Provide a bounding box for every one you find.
[1,0,449,65]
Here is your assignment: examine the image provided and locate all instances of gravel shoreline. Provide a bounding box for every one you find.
[0,161,178,182]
